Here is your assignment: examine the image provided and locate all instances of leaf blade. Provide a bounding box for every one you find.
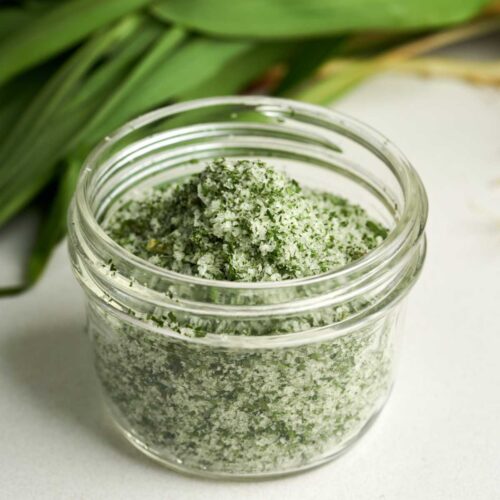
[180,43,295,99]
[26,158,81,286]
[78,26,187,146]
[0,18,141,227]
[152,0,489,38]
[83,37,255,141]
[0,158,80,295]
[0,0,152,85]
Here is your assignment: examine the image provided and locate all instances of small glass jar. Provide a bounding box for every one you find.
[68,96,427,479]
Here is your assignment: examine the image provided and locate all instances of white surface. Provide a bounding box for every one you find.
[1,73,500,500]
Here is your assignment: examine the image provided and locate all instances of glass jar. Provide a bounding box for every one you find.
[68,96,427,479]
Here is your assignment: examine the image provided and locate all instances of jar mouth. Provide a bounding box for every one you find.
[69,95,428,347]
[75,96,428,292]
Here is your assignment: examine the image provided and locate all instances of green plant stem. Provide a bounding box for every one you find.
[322,57,500,85]
[393,57,500,84]
[292,15,500,103]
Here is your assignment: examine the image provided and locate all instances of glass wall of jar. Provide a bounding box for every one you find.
[68,96,427,479]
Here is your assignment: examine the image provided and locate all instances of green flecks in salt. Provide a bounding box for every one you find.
[106,158,387,282]
[95,158,393,475]
[92,317,393,474]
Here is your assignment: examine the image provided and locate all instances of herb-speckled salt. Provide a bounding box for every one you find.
[106,158,387,282]
[91,158,393,475]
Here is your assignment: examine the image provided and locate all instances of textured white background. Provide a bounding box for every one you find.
[1,56,499,499]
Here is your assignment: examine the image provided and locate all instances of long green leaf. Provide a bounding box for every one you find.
[0,18,140,227]
[77,26,187,146]
[152,0,489,38]
[180,43,295,99]
[122,36,253,113]
[69,22,162,110]
[27,159,80,284]
[0,16,140,174]
[0,158,80,296]
[0,7,36,40]
[82,37,254,144]
[0,0,152,85]
[0,66,51,140]
[291,61,376,104]
[0,105,94,229]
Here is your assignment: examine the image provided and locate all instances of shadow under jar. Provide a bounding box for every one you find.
[68,96,427,479]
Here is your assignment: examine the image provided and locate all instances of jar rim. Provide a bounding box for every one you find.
[75,95,428,293]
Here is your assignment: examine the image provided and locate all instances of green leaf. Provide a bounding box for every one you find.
[0,105,94,229]
[0,7,36,41]
[83,37,255,142]
[276,37,346,95]
[180,42,295,99]
[0,0,152,85]
[127,36,253,112]
[69,20,162,109]
[0,18,140,227]
[0,158,80,296]
[290,60,381,104]
[0,66,52,141]
[27,159,81,287]
[78,26,187,146]
[0,16,140,171]
[152,0,489,39]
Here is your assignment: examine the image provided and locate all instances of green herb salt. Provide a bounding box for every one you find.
[106,158,387,282]
[92,158,393,475]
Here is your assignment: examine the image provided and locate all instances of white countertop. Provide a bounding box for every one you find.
[1,65,499,499]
